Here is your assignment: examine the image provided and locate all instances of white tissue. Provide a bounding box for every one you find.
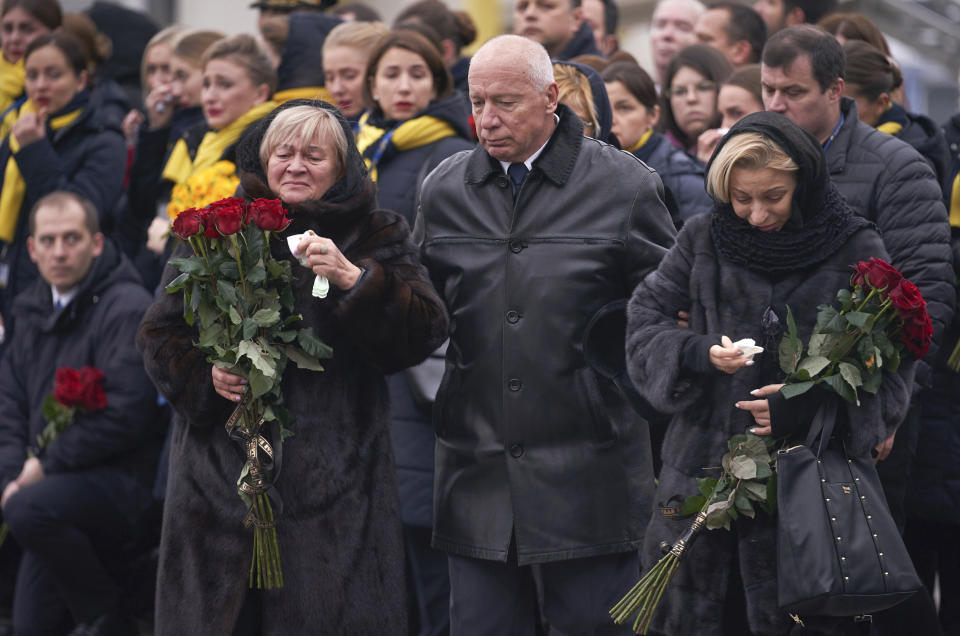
[733,338,764,357]
[286,230,330,299]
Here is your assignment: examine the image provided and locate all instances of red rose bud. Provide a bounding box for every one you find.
[214,204,244,236]
[171,208,203,240]
[201,208,221,238]
[901,311,933,359]
[52,367,85,408]
[78,366,107,411]
[888,279,926,316]
[851,258,903,292]
[249,198,290,231]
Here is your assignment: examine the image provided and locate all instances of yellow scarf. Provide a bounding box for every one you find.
[355,111,458,182]
[626,129,654,153]
[0,57,24,122]
[950,173,960,228]
[876,121,903,136]
[0,101,82,242]
[273,86,331,105]
[161,100,277,185]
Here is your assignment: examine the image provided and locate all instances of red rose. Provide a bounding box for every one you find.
[171,208,203,240]
[209,198,246,236]
[201,208,220,238]
[851,258,903,292]
[888,279,926,317]
[901,311,933,359]
[248,198,290,232]
[52,367,85,408]
[78,366,107,411]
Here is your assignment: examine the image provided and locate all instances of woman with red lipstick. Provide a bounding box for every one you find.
[0,31,125,331]
[0,0,61,133]
[356,28,473,636]
[660,44,732,154]
[625,112,912,635]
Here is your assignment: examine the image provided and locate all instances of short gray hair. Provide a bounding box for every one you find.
[259,106,349,175]
[473,34,554,91]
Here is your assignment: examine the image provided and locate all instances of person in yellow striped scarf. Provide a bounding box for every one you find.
[0,31,125,331]
[154,34,277,255]
[842,40,950,194]
[356,28,474,636]
[0,0,61,137]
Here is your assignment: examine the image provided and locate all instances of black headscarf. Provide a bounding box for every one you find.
[234,98,371,208]
[707,111,872,274]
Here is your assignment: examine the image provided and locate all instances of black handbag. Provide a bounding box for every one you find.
[776,399,922,619]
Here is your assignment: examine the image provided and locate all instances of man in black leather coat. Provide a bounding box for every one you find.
[416,34,676,635]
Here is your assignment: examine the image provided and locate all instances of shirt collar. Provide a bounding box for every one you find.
[498,113,561,174]
[51,286,78,310]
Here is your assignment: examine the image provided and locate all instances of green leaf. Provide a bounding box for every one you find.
[216,279,239,305]
[165,272,191,293]
[680,495,706,517]
[246,264,267,284]
[861,367,883,394]
[807,332,837,357]
[741,435,769,462]
[247,366,273,399]
[297,329,333,359]
[786,305,798,338]
[838,361,863,389]
[727,434,748,454]
[823,373,858,404]
[836,288,852,311]
[754,460,772,479]
[798,355,831,378]
[197,298,220,330]
[267,258,284,279]
[779,332,803,375]
[816,305,839,330]
[279,284,295,312]
[845,311,873,331]
[780,381,815,399]
[197,322,225,348]
[169,256,208,276]
[252,308,281,328]
[886,350,901,373]
[705,502,732,531]
[742,481,768,502]
[238,340,277,378]
[735,490,755,518]
[278,344,326,372]
[697,477,718,498]
[729,455,757,480]
[218,259,240,279]
[242,317,258,341]
[229,306,242,325]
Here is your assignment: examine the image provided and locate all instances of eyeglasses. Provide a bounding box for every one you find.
[665,81,717,99]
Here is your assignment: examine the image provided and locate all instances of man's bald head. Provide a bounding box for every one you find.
[472,34,555,91]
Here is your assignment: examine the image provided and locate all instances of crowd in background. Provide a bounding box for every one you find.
[0,0,956,634]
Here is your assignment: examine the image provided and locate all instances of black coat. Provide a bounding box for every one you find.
[556,22,604,60]
[0,242,161,495]
[416,104,677,565]
[827,98,954,358]
[633,132,712,225]
[877,103,950,197]
[0,104,125,321]
[137,100,449,634]
[625,214,914,635]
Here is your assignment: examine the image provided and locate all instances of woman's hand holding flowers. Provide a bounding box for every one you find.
[212,366,246,402]
[295,234,362,290]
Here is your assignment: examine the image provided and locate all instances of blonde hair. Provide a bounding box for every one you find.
[706,132,798,202]
[259,105,348,177]
[202,33,278,96]
[140,25,185,91]
[322,20,389,55]
[554,63,599,138]
[172,29,224,68]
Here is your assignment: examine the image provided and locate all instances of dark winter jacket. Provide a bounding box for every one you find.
[416,103,677,565]
[360,93,473,528]
[556,21,603,60]
[137,99,448,635]
[876,102,949,196]
[827,98,954,358]
[633,131,712,226]
[908,112,960,525]
[0,241,162,497]
[0,101,126,324]
[275,13,342,97]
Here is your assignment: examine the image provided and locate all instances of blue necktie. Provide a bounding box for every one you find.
[507,162,528,198]
[54,299,63,311]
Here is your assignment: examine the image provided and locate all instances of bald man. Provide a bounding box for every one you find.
[415,34,676,634]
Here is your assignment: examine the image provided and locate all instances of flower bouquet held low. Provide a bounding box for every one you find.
[166,197,333,589]
[610,258,931,634]
[0,366,107,547]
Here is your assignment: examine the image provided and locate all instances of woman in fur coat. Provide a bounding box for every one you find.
[625,111,915,636]
[136,99,448,635]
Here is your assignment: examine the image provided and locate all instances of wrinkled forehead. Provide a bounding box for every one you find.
[470,57,539,93]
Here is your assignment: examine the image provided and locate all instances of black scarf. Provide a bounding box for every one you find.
[707,111,872,274]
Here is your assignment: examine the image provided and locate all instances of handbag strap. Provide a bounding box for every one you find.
[803,398,839,458]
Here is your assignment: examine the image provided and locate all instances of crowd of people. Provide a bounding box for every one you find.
[0,0,956,635]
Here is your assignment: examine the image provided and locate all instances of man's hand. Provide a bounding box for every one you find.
[1,481,19,508]
[16,457,44,488]
[736,384,785,435]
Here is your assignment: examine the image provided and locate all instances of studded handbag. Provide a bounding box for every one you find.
[776,399,922,620]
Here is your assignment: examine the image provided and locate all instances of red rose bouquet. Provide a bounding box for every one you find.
[166,197,332,589]
[0,366,107,547]
[611,259,930,634]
